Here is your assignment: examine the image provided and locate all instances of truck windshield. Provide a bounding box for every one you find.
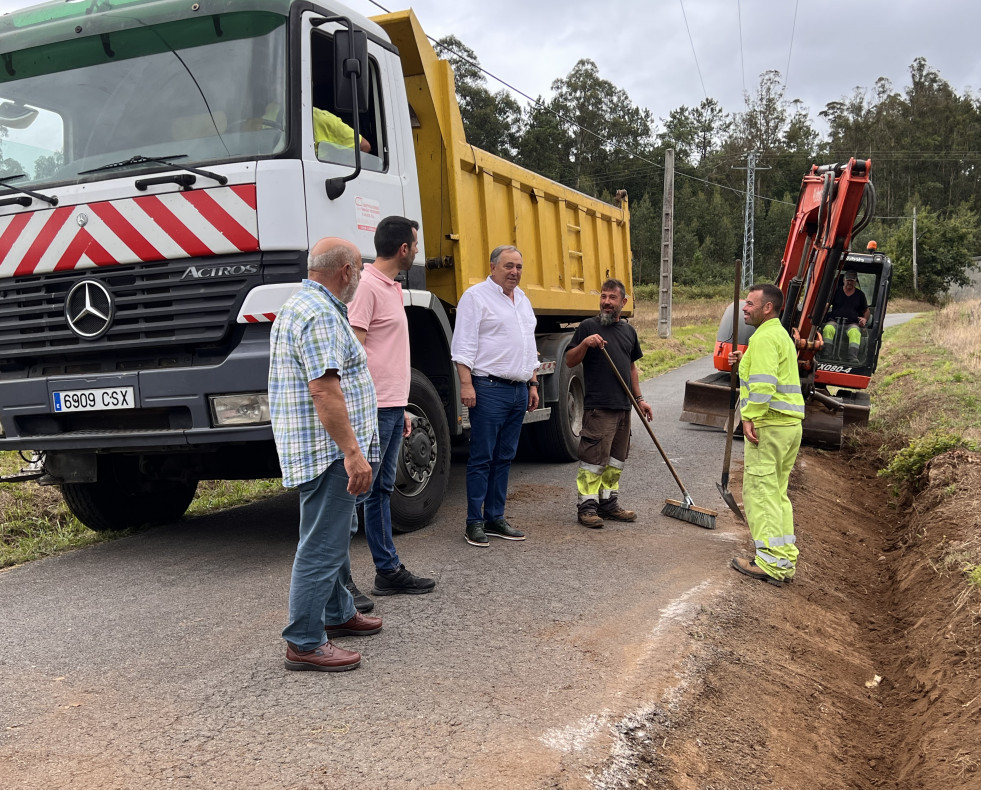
[0,11,287,189]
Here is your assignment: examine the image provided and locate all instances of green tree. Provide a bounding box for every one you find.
[885,203,980,301]
[434,35,523,158]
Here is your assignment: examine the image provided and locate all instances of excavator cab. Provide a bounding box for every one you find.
[815,251,892,379]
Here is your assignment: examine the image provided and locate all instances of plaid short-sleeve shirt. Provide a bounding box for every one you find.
[269,279,379,488]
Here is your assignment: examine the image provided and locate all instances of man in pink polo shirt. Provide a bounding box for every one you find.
[347,216,436,603]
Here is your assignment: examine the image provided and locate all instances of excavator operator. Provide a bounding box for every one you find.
[822,270,870,363]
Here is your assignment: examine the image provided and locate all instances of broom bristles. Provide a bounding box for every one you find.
[662,498,717,530]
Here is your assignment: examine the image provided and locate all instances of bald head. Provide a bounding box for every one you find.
[309,237,360,274]
[307,237,363,303]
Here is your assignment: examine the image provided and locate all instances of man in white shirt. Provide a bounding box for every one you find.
[451,245,540,547]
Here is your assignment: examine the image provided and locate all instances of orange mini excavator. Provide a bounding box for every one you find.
[681,158,893,448]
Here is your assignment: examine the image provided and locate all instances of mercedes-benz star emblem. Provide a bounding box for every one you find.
[65,280,114,339]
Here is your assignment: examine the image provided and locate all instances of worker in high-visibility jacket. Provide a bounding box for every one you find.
[727,283,805,586]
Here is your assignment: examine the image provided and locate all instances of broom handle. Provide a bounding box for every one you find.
[599,346,690,497]
[722,258,741,483]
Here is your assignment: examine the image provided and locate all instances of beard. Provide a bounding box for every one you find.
[598,309,619,326]
[339,271,361,304]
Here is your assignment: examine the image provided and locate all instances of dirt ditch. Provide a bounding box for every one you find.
[604,445,981,789]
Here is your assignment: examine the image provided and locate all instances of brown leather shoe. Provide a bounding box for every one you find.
[285,641,361,672]
[324,612,383,638]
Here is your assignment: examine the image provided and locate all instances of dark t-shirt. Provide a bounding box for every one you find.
[571,316,643,410]
[827,287,869,325]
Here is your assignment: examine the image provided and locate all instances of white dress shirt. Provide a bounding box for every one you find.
[451,277,538,381]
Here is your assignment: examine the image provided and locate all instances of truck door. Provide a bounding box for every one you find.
[300,13,405,254]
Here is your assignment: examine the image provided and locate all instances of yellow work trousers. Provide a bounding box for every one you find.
[742,421,802,581]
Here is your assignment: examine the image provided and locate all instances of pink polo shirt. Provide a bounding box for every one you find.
[347,263,411,407]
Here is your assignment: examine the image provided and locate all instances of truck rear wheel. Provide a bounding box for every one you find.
[526,361,584,462]
[61,457,198,533]
[391,369,450,533]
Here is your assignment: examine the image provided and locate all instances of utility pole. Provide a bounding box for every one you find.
[733,152,769,289]
[658,148,675,339]
[912,206,918,292]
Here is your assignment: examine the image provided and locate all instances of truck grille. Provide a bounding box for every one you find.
[0,258,262,362]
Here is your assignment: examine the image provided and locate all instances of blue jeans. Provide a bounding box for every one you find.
[357,406,403,573]
[466,377,526,524]
[282,460,357,651]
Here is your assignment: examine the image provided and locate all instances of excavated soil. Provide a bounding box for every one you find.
[617,446,981,789]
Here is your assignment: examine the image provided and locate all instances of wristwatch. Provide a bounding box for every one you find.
[528,381,539,389]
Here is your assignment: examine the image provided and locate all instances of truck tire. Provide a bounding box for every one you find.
[61,457,198,533]
[527,361,584,462]
[391,369,450,533]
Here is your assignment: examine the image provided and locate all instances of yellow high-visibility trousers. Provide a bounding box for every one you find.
[742,422,802,580]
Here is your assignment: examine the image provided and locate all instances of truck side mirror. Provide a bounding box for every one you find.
[333,29,369,112]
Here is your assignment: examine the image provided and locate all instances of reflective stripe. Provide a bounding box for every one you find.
[771,400,806,414]
[608,457,625,470]
[756,549,794,568]
[579,461,605,475]
[755,535,797,549]
[739,377,749,390]
[747,392,771,403]
[775,384,802,394]
[748,374,779,385]
[577,493,598,504]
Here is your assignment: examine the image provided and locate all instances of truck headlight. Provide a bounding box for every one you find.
[209,394,270,426]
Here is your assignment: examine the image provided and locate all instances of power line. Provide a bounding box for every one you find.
[737,0,747,96]
[784,0,799,91]
[678,0,709,102]
[359,0,793,207]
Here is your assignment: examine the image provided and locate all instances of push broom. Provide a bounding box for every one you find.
[600,347,717,529]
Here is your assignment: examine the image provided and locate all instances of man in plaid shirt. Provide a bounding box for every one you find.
[269,237,382,672]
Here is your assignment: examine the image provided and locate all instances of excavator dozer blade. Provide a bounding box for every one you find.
[683,375,869,450]
[680,373,732,430]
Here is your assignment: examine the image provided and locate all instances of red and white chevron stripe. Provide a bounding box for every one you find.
[0,184,259,277]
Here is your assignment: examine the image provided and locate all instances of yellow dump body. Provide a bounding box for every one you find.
[373,10,632,319]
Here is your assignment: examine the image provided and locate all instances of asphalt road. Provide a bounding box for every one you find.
[1,321,918,789]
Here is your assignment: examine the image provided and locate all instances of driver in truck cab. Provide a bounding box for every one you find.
[822,269,870,364]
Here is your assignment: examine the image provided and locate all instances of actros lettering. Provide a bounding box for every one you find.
[181,264,260,280]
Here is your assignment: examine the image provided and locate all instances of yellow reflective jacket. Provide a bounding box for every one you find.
[739,317,805,425]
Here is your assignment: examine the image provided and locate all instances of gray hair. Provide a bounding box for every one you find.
[308,244,359,275]
[489,245,520,266]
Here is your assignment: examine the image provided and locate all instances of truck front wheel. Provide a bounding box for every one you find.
[391,369,450,533]
[61,457,198,533]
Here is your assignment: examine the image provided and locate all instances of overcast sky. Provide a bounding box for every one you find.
[3,0,979,138]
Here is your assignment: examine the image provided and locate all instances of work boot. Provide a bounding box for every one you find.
[577,503,604,529]
[484,518,526,541]
[465,522,489,547]
[598,497,637,522]
[344,575,375,613]
[372,563,437,595]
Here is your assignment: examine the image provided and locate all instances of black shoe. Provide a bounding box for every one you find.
[484,518,526,541]
[465,522,489,547]
[372,563,436,596]
[344,578,375,613]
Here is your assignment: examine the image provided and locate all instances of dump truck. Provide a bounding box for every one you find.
[0,0,631,532]
[681,159,892,448]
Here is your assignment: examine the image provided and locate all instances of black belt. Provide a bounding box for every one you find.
[479,374,526,387]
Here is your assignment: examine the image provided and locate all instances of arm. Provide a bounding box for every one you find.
[565,333,605,367]
[308,371,373,494]
[739,336,782,446]
[527,377,539,412]
[456,362,475,409]
[629,363,653,421]
[352,326,367,345]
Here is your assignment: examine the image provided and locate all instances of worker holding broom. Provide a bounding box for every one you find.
[728,283,805,586]
[565,278,653,528]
